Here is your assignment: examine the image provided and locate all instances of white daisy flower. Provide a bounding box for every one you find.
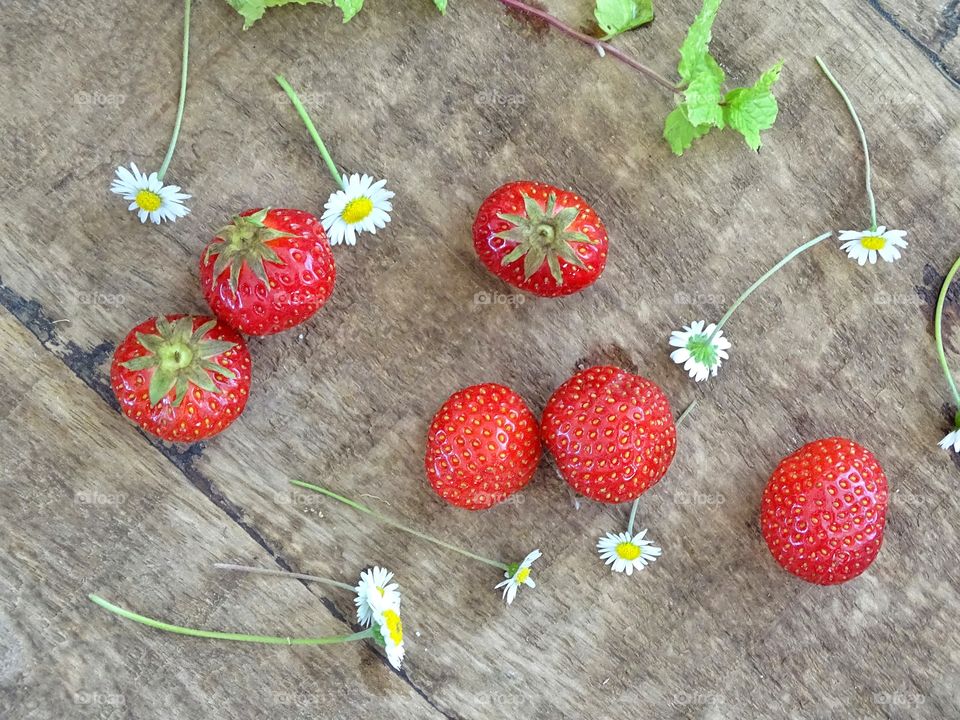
[597,529,662,575]
[321,173,394,246]
[354,566,401,627]
[838,226,908,265]
[494,549,541,605]
[110,163,191,224]
[372,606,404,670]
[669,320,731,382]
[939,428,960,453]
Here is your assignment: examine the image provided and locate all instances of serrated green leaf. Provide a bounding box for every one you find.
[223,0,333,30]
[663,104,712,155]
[677,0,722,83]
[334,0,363,21]
[722,60,783,151]
[433,0,448,13]
[594,0,654,38]
[684,53,725,128]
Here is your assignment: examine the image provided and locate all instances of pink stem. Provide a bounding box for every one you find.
[496,0,682,95]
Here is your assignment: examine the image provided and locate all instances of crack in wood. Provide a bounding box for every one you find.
[939,0,960,49]
[865,0,960,89]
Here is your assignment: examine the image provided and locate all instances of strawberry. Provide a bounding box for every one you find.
[200,208,336,336]
[425,383,542,510]
[761,437,888,585]
[473,181,608,297]
[541,366,676,503]
[111,315,252,443]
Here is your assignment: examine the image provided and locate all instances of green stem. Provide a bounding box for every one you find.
[157,0,192,182]
[706,232,833,345]
[290,480,510,572]
[275,75,346,190]
[935,255,960,413]
[495,0,681,95]
[626,400,697,535]
[88,594,372,645]
[213,563,356,592]
[626,499,640,536]
[815,56,877,231]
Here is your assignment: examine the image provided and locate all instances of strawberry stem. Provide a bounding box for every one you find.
[816,57,878,232]
[290,480,511,572]
[213,563,356,592]
[935,254,960,412]
[706,232,833,345]
[626,400,697,535]
[88,594,372,645]
[275,75,347,191]
[495,0,681,95]
[157,0,191,182]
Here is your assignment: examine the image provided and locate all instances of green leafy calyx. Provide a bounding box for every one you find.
[206,208,293,293]
[496,193,594,285]
[122,316,238,408]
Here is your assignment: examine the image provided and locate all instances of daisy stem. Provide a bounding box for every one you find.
[88,594,372,645]
[157,0,191,182]
[815,57,878,232]
[707,232,833,345]
[626,400,698,535]
[495,0,682,95]
[213,563,356,593]
[935,254,960,411]
[275,75,346,191]
[290,480,511,572]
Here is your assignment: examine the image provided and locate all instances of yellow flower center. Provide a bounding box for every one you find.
[515,567,531,584]
[376,586,385,597]
[860,235,886,251]
[382,609,403,644]
[342,197,374,224]
[616,542,642,561]
[135,189,163,212]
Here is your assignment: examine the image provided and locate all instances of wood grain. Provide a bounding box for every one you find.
[2,0,959,718]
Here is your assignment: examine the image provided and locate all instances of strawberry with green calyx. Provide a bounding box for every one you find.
[200,207,336,336]
[111,315,251,443]
[473,181,608,297]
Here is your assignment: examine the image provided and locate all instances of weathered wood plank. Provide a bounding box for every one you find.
[0,307,442,719]
[2,0,960,718]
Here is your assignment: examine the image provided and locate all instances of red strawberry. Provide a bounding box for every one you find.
[111,315,252,443]
[473,181,608,297]
[425,383,542,510]
[200,208,336,336]
[541,366,676,503]
[761,437,888,585]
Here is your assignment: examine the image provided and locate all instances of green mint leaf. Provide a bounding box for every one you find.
[722,60,784,151]
[224,0,332,29]
[334,0,363,21]
[663,104,712,155]
[594,0,654,38]
[677,0,722,83]
[433,0,448,13]
[683,53,725,127]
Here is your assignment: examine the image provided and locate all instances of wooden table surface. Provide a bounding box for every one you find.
[2,0,959,718]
